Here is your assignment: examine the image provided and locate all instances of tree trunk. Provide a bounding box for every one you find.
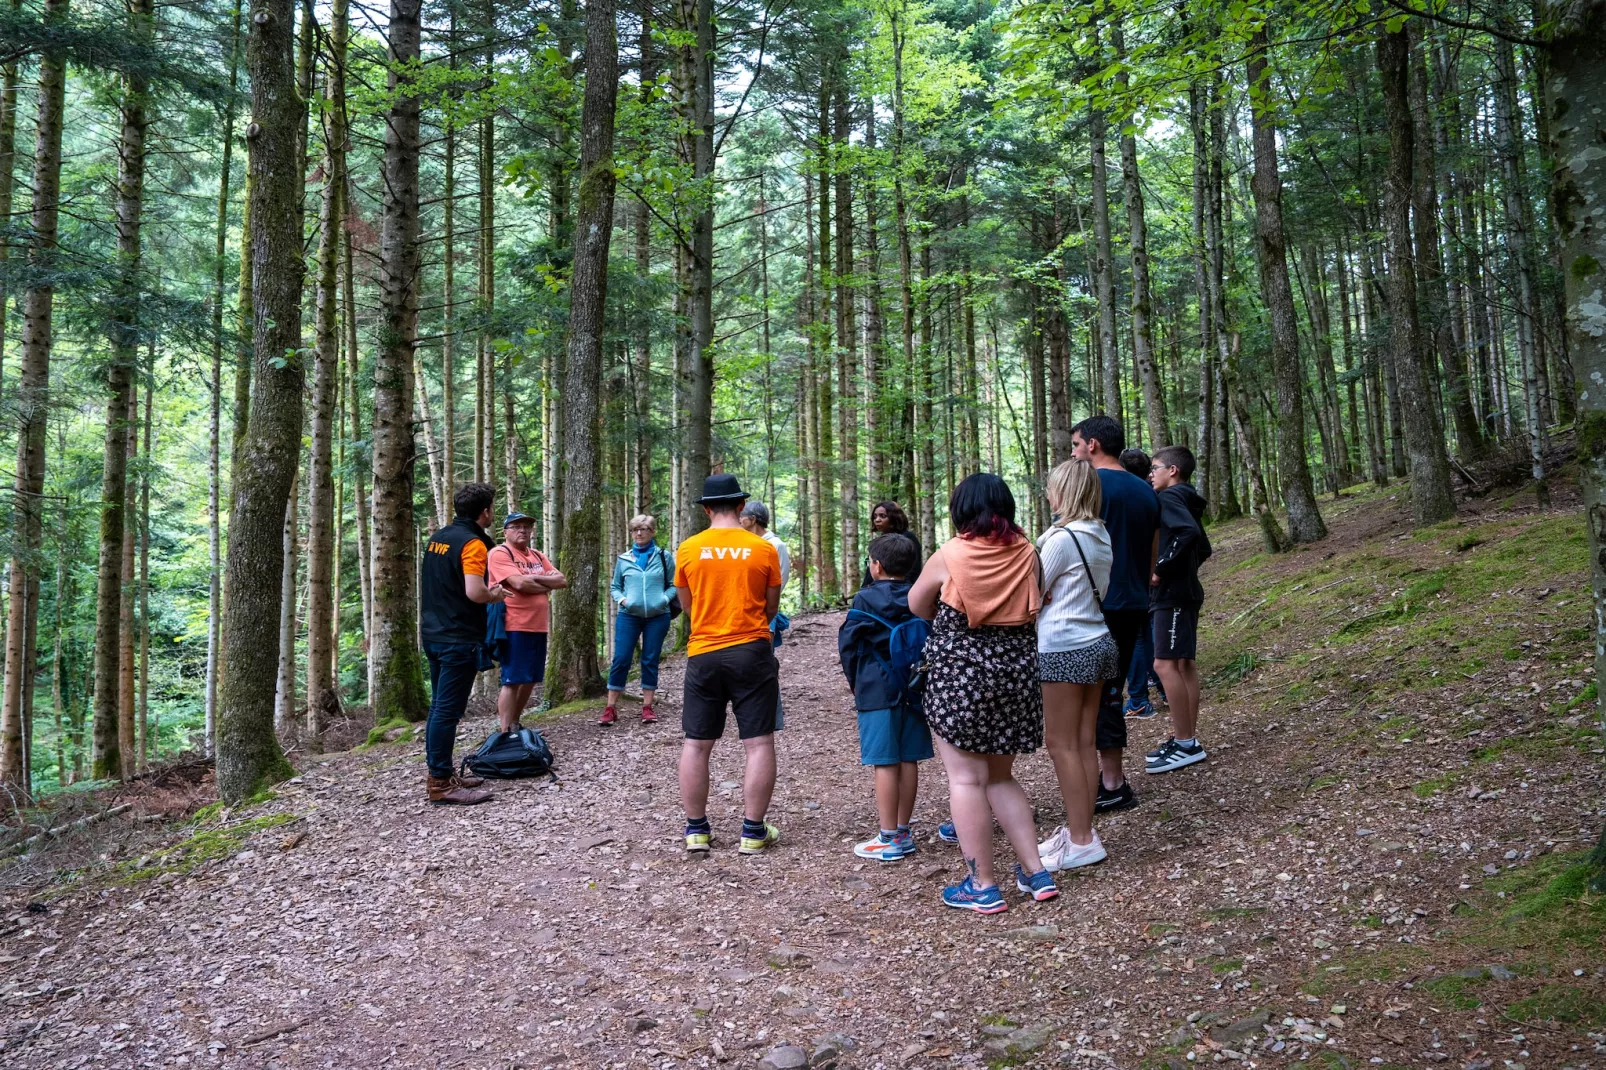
[1190,80,1216,508]
[547,0,617,701]
[0,0,18,413]
[1089,66,1122,422]
[1046,199,1073,466]
[367,0,429,726]
[305,0,347,748]
[862,106,887,501]
[138,370,151,769]
[273,472,298,737]
[206,6,242,757]
[1411,32,1481,460]
[1548,0,1606,732]
[674,0,714,541]
[833,77,860,586]
[216,0,306,803]
[1246,26,1326,543]
[343,219,373,661]
[3,0,68,796]
[1376,24,1455,525]
[1493,32,1547,503]
[1112,20,1168,449]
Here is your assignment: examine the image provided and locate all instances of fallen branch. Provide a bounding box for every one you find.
[242,1019,309,1045]
[1,804,133,859]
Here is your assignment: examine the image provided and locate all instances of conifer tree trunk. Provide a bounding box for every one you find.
[206,6,242,758]
[84,0,150,784]
[305,0,347,747]
[0,0,68,795]
[274,472,298,736]
[119,378,138,771]
[1089,72,1121,422]
[1547,0,1606,735]
[1377,25,1455,525]
[862,107,887,500]
[367,0,428,725]
[1493,32,1547,503]
[632,1,654,515]
[1410,33,1480,460]
[1190,81,1216,507]
[0,0,19,409]
[1112,21,1167,449]
[917,234,937,549]
[548,0,617,701]
[833,78,860,585]
[343,220,372,654]
[138,377,151,769]
[1246,26,1326,543]
[216,0,306,803]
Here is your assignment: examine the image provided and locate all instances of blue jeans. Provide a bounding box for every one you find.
[1126,627,1166,707]
[424,641,480,779]
[607,612,672,691]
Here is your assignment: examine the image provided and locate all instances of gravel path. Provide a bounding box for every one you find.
[3,593,1600,1069]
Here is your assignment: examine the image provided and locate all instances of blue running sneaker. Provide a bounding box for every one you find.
[1014,864,1060,902]
[942,874,1008,914]
[937,822,959,843]
[1123,697,1157,719]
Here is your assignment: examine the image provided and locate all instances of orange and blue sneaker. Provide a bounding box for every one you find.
[854,832,908,862]
[941,874,1008,914]
[1014,864,1060,902]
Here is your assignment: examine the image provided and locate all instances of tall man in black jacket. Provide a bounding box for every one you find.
[420,483,508,804]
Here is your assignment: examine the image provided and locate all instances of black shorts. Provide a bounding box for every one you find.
[1152,604,1199,661]
[682,640,780,740]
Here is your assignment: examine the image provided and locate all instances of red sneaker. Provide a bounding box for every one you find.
[640,705,657,724]
[598,705,618,726]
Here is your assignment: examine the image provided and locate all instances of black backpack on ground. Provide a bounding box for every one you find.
[460,727,557,781]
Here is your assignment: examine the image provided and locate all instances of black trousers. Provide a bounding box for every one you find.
[1097,609,1149,752]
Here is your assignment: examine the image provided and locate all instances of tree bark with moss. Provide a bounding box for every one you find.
[547,0,618,702]
[367,0,429,724]
[1545,0,1606,882]
[216,0,305,803]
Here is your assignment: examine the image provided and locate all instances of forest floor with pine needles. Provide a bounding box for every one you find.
[3,476,1605,1070]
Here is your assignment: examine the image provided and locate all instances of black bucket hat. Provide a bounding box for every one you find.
[694,473,750,505]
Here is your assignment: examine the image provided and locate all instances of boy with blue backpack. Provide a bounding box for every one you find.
[838,533,931,862]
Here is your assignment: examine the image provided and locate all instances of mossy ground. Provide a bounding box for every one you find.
[114,811,295,885]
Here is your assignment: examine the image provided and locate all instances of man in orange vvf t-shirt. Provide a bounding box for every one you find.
[674,474,784,857]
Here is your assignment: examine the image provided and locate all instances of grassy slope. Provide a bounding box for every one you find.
[1182,475,1604,1065]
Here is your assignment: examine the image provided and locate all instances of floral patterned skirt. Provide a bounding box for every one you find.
[922,601,1042,756]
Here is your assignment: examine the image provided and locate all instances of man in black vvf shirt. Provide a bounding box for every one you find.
[420,482,508,804]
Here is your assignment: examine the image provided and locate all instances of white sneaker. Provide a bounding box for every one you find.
[1040,827,1107,872]
[1037,826,1071,870]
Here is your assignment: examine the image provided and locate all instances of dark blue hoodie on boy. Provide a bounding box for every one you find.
[1152,482,1211,609]
[838,579,920,713]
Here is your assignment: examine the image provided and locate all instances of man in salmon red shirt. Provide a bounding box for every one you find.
[675,474,784,856]
[487,511,567,732]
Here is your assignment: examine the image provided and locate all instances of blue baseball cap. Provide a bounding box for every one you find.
[502,512,535,529]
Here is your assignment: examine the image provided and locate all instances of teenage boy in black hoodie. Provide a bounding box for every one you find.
[839,533,931,861]
[1146,446,1212,774]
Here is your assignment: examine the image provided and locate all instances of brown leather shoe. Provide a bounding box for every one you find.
[427,776,493,805]
[452,771,486,789]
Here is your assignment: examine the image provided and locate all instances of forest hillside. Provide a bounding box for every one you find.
[2,477,1602,1069]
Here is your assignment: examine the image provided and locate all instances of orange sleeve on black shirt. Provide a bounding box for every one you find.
[461,539,487,578]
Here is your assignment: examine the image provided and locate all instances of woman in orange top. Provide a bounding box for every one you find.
[909,473,1054,913]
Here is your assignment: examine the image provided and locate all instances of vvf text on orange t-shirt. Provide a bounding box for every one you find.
[674,527,782,657]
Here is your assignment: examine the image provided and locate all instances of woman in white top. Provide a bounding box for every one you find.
[1035,459,1119,871]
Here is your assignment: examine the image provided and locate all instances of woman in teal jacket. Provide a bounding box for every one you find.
[601,514,676,725]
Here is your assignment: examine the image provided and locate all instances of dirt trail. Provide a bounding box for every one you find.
[2,558,1600,1068]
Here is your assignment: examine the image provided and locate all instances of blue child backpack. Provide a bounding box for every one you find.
[844,608,931,704]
